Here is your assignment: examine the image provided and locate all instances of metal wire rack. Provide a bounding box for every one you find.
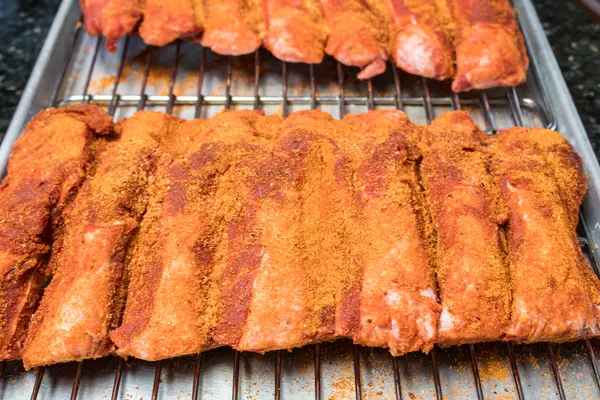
[1,9,600,400]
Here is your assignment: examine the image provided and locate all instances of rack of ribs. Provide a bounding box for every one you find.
[263,0,328,64]
[5,106,600,367]
[451,0,529,92]
[0,105,113,361]
[78,0,530,89]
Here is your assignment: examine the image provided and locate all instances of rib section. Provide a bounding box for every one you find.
[201,0,266,55]
[22,111,178,368]
[420,111,511,345]
[450,0,529,92]
[0,105,113,361]
[342,111,440,355]
[263,0,328,64]
[386,0,455,80]
[139,0,203,46]
[490,127,600,342]
[110,111,281,360]
[320,0,390,79]
[80,0,143,52]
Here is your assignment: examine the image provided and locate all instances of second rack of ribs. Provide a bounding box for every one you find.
[4,106,600,369]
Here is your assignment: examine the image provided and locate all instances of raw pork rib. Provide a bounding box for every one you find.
[451,0,529,92]
[139,0,203,46]
[320,0,390,79]
[22,111,178,368]
[420,111,511,345]
[341,111,440,355]
[110,111,281,360]
[490,127,600,341]
[386,0,455,80]
[80,0,143,52]
[201,0,266,55]
[263,0,328,64]
[0,105,113,361]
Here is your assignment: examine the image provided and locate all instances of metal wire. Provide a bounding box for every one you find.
[194,47,206,119]
[352,346,362,400]
[274,352,282,400]
[479,92,497,133]
[586,339,600,392]
[337,62,345,118]
[192,354,202,400]
[30,367,45,400]
[468,345,484,400]
[281,62,288,118]
[309,64,317,110]
[392,65,403,110]
[82,36,103,104]
[547,343,567,399]
[314,344,321,400]
[108,36,130,116]
[152,360,163,400]
[232,352,240,400]
[111,359,124,400]
[225,56,233,110]
[391,357,403,400]
[48,16,83,107]
[253,50,261,110]
[367,79,374,111]
[507,342,526,400]
[70,361,84,400]
[430,349,444,400]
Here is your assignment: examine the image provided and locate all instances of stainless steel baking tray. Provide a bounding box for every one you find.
[2,0,600,398]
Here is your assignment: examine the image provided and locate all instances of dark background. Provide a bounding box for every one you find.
[1,0,599,155]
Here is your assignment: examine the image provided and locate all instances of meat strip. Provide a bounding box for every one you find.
[0,105,113,361]
[110,111,280,360]
[80,0,143,52]
[201,0,266,55]
[263,0,328,64]
[340,111,440,355]
[490,127,600,342]
[451,0,529,92]
[385,0,455,80]
[232,111,361,351]
[22,111,178,368]
[320,0,390,79]
[420,111,511,345]
[139,0,203,46]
